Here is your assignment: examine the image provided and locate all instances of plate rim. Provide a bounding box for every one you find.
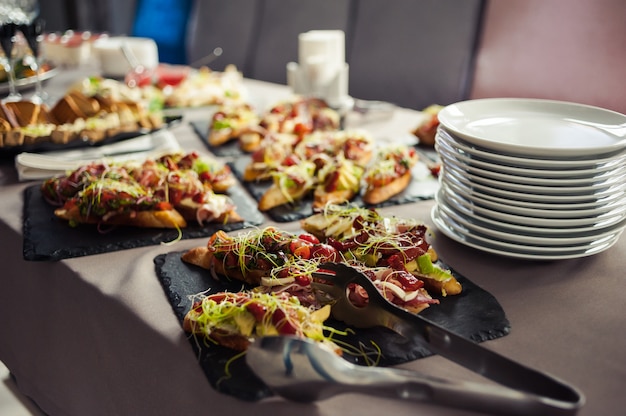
[441,168,626,203]
[435,140,626,182]
[438,185,626,228]
[436,128,626,169]
[431,205,622,260]
[442,158,626,194]
[441,181,626,218]
[437,98,626,158]
[436,191,626,245]
[0,64,59,94]
[436,183,626,235]
[441,172,626,210]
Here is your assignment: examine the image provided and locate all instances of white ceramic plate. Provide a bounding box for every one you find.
[435,135,626,177]
[436,199,626,246]
[0,64,59,94]
[432,206,623,260]
[436,142,626,184]
[442,174,626,210]
[437,190,626,237]
[437,98,626,158]
[436,206,620,252]
[436,127,626,169]
[442,161,626,195]
[438,186,626,228]
[436,186,626,234]
[441,168,626,203]
[441,182,626,219]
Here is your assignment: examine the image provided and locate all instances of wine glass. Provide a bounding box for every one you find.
[0,0,41,103]
[0,22,21,102]
[19,16,46,103]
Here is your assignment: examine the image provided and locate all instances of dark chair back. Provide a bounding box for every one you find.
[246,0,352,84]
[347,0,485,110]
[186,0,260,72]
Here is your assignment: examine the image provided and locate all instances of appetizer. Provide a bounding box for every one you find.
[257,161,317,211]
[301,203,462,296]
[207,101,265,151]
[181,226,339,286]
[183,291,339,353]
[412,104,443,147]
[41,151,242,228]
[362,144,419,205]
[242,132,299,182]
[0,77,164,148]
[163,64,246,108]
[313,156,364,209]
[181,203,460,352]
[260,96,341,139]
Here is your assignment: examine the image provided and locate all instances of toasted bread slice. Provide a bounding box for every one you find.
[180,246,213,270]
[0,118,9,146]
[50,95,85,124]
[67,91,100,118]
[0,102,20,128]
[93,95,118,113]
[3,129,24,146]
[50,127,74,144]
[55,205,187,229]
[362,171,412,205]
[258,185,310,211]
[4,101,41,127]
[313,188,356,209]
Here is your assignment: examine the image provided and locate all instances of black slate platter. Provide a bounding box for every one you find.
[22,184,264,261]
[229,156,441,223]
[154,250,511,402]
[0,115,183,158]
[191,120,244,158]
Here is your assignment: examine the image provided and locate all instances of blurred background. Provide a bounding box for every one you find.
[29,0,626,112]
[35,0,626,114]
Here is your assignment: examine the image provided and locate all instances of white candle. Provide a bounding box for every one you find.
[298,30,345,72]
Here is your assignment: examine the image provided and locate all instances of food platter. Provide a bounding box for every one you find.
[0,64,59,94]
[0,115,182,158]
[22,183,264,261]
[229,154,440,222]
[154,250,511,401]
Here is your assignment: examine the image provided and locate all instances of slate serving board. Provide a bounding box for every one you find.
[229,156,441,223]
[22,184,264,261]
[154,250,511,402]
[192,119,244,158]
[0,115,183,158]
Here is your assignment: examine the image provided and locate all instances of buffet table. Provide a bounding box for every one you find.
[1,68,624,416]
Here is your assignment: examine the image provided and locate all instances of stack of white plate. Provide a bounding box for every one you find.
[431,98,626,260]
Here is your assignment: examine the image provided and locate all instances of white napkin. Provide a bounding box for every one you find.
[15,129,182,181]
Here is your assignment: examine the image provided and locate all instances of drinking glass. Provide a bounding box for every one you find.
[0,22,21,102]
[19,16,45,103]
[0,0,41,102]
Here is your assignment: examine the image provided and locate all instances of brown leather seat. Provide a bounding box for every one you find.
[470,0,626,114]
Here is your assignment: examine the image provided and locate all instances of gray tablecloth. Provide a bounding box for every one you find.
[0,68,624,416]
